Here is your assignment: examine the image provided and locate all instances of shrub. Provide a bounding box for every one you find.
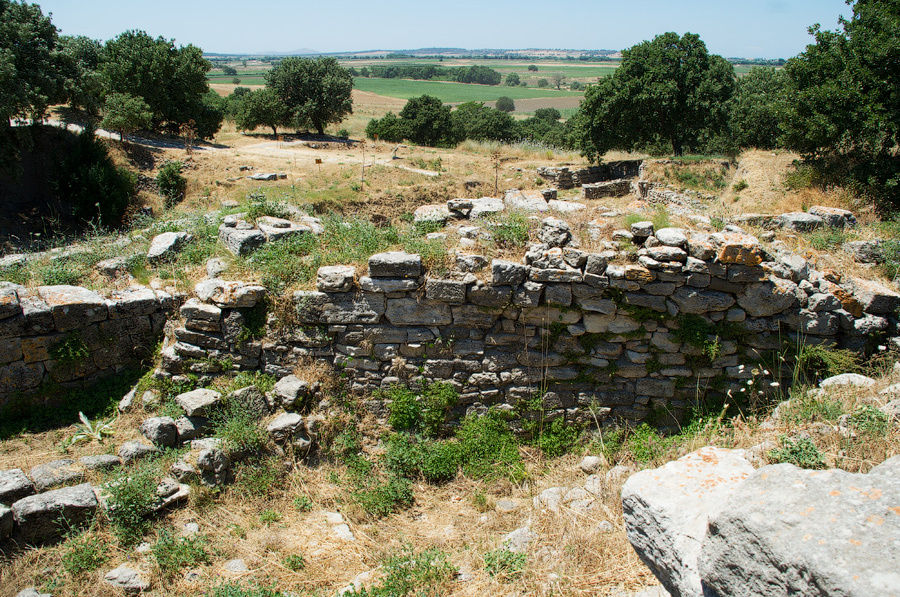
[732,179,749,192]
[768,435,827,469]
[626,423,667,463]
[488,211,530,248]
[212,393,269,457]
[483,548,526,578]
[795,344,860,384]
[495,96,515,113]
[233,455,283,497]
[156,160,187,207]
[283,554,306,571]
[384,381,457,438]
[350,474,414,518]
[344,545,456,597]
[537,78,549,88]
[259,509,282,524]
[849,405,889,436]
[105,464,160,545]
[61,531,109,576]
[534,417,580,458]
[456,411,524,482]
[293,495,313,512]
[245,192,291,222]
[152,529,211,578]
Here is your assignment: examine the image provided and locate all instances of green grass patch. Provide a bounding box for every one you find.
[768,435,827,469]
[343,545,456,597]
[352,77,582,103]
[61,530,109,576]
[483,548,526,578]
[152,528,212,578]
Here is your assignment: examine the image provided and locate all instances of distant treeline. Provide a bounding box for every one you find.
[349,64,502,85]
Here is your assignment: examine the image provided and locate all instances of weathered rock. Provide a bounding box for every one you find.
[257,216,312,242]
[655,228,688,248]
[79,454,121,471]
[29,459,83,492]
[0,468,35,503]
[317,265,356,292]
[272,375,317,409]
[118,440,159,464]
[223,558,249,573]
[699,457,900,597]
[368,252,422,278]
[140,416,178,448]
[503,525,537,553]
[851,277,900,315]
[0,503,12,539]
[38,286,107,331]
[468,196,505,219]
[819,373,876,389]
[539,217,572,248]
[492,259,527,286]
[175,388,223,417]
[267,413,303,443]
[777,212,824,232]
[842,240,882,263]
[218,225,266,256]
[504,189,549,212]
[425,279,467,304]
[456,254,488,272]
[385,298,452,326]
[104,565,150,594]
[147,232,193,263]
[194,279,265,308]
[95,257,130,277]
[12,482,98,543]
[14,589,51,597]
[579,455,607,474]
[631,221,654,238]
[414,204,451,225]
[671,287,735,314]
[737,278,802,317]
[621,447,754,597]
[206,257,228,278]
[808,205,857,228]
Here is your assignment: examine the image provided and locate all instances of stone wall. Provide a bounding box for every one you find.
[161,222,900,427]
[0,284,175,405]
[537,160,643,189]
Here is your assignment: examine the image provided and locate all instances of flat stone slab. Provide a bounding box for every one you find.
[368,252,422,278]
[194,279,266,308]
[257,216,313,242]
[504,189,549,212]
[777,212,824,232]
[29,459,83,492]
[413,204,451,224]
[175,388,223,417]
[468,196,505,219]
[622,447,754,597]
[12,482,98,543]
[218,224,266,256]
[0,468,35,503]
[147,231,193,263]
[104,565,150,593]
[699,457,900,596]
[37,285,107,331]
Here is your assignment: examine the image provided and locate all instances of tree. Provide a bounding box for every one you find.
[779,0,899,204]
[265,57,353,135]
[495,96,515,113]
[730,67,787,149]
[527,64,538,72]
[534,108,561,121]
[576,32,735,159]
[551,73,565,90]
[397,95,459,147]
[0,0,68,125]
[234,88,292,136]
[222,65,237,76]
[365,112,405,142]
[505,72,520,86]
[451,102,516,142]
[100,30,220,138]
[537,78,549,88]
[100,92,152,141]
[58,35,104,116]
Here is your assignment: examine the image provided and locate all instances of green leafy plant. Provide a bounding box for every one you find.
[293,495,313,512]
[152,529,211,578]
[282,553,306,571]
[63,411,116,448]
[156,160,187,207]
[105,464,160,545]
[384,382,458,438]
[849,405,890,436]
[259,509,282,524]
[61,531,109,576]
[732,179,749,192]
[483,548,526,578]
[49,333,90,366]
[488,211,531,248]
[768,435,827,469]
[344,545,456,596]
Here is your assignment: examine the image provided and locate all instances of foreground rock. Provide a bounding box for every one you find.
[11,483,98,543]
[621,447,754,597]
[147,231,193,263]
[104,564,151,593]
[699,456,900,596]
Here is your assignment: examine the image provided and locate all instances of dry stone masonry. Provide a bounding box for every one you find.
[160,217,900,427]
[0,284,175,406]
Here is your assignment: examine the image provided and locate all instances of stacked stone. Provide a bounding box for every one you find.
[537,161,643,189]
[537,166,574,189]
[160,219,900,428]
[0,284,174,404]
[166,279,267,375]
[218,213,323,256]
[582,179,632,199]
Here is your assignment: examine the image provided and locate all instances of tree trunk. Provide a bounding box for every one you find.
[271,126,278,136]
[315,123,324,136]
[672,137,683,157]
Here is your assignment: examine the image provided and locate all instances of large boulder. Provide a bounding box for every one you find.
[621,447,754,597]
[777,212,824,232]
[368,252,422,278]
[12,483,98,543]
[147,231,193,263]
[699,457,900,596]
[194,279,265,309]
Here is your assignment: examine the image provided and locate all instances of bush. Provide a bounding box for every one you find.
[384,381,457,438]
[456,411,524,482]
[488,211,531,248]
[534,417,580,458]
[483,548,526,578]
[537,78,549,88]
[152,529,211,578]
[849,405,890,436]
[495,96,515,113]
[61,531,109,576]
[350,474,414,518]
[768,435,827,469]
[105,464,160,545]
[212,392,269,457]
[156,160,187,207]
[344,545,456,597]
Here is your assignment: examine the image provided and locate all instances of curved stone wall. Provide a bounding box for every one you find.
[161,224,900,426]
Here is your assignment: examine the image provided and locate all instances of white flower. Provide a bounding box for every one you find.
[746,379,753,385]
[770,382,780,388]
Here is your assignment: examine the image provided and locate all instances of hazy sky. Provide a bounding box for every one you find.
[36,0,851,58]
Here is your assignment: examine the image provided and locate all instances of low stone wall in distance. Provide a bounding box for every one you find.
[162,220,900,427]
[537,160,644,189]
[0,284,176,406]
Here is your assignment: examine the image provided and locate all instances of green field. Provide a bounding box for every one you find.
[351,77,582,103]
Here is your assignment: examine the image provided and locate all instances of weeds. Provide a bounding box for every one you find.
[282,553,306,571]
[152,528,211,578]
[383,381,457,438]
[849,405,890,436]
[345,545,456,596]
[483,548,526,578]
[259,509,282,524]
[105,462,160,545]
[61,530,109,576]
[768,435,827,469]
[488,211,531,249]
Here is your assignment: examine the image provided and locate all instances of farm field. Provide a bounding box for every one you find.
[352,77,583,103]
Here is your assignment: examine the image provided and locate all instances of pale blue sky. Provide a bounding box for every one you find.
[36,0,851,58]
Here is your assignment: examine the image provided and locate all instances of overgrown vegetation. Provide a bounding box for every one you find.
[152,528,212,578]
[104,461,161,545]
[344,545,457,597]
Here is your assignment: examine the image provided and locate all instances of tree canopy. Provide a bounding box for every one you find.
[234,88,292,136]
[779,0,899,203]
[100,92,152,141]
[397,95,458,147]
[730,67,786,150]
[0,0,68,124]
[265,57,353,135]
[577,32,735,159]
[100,30,220,138]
